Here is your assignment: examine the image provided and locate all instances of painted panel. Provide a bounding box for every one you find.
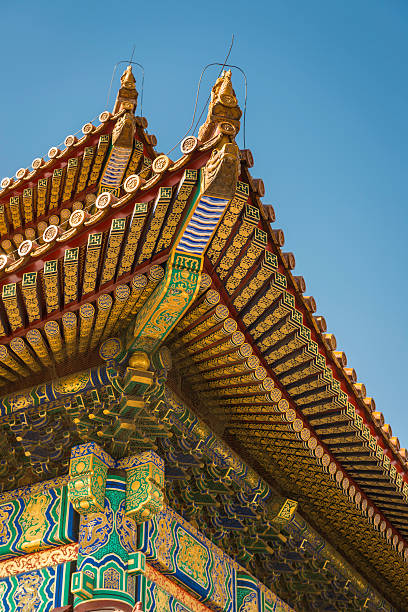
[237,573,261,611]
[0,482,75,559]
[237,571,295,612]
[143,564,211,612]
[139,505,236,612]
[263,586,294,612]
[0,561,73,611]
[146,579,194,612]
[0,365,115,415]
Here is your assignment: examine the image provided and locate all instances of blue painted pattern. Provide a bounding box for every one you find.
[177,196,229,255]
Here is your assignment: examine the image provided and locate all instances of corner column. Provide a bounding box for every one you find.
[68,443,164,612]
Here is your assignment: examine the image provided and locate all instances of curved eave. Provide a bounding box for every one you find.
[0,111,158,245]
[0,120,406,606]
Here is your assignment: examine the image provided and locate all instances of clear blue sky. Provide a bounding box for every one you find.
[1,1,407,444]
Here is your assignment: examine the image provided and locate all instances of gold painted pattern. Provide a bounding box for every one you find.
[22,188,35,223]
[174,318,238,357]
[117,274,147,326]
[100,217,127,286]
[9,196,21,230]
[78,303,95,354]
[76,146,95,193]
[49,168,63,209]
[117,202,149,277]
[145,563,212,611]
[156,169,198,252]
[0,476,70,502]
[89,135,110,184]
[90,293,113,350]
[42,260,60,314]
[62,157,79,202]
[0,542,78,578]
[124,139,144,179]
[216,204,260,280]
[137,187,173,264]
[233,251,277,309]
[206,181,249,264]
[126,265,164,324]
[102,284,130,339]
[225,229,267,294]
[44,320,63,360]
[0,345,28,377]
[172,304,229,350]
[26,329,52,367]
[241,272,287,327]
[36,178,48,217]
[63,247,79,305]
[62,311,78,358]
[175,289,221,334]
[0,205,8,235]
[139,155,152,180]
[82,232,103,295]
[2,283,24,331]
[21,272,41,323]
[173,330,245,366]
[9,337,41,373]
[178,342,251,376]
[0,316,6,338]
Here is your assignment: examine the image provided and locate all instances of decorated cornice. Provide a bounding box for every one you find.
[0,66,405,610]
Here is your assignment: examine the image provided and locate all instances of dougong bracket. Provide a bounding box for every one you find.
[118,451,165,524]
[68,443,115,514]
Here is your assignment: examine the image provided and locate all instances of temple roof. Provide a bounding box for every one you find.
[0,66,406,610]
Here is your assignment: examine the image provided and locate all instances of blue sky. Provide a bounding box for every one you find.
[0,1,407,444]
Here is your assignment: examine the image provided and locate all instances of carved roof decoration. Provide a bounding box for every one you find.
[0,67,157,251]
[0,67,406,610]
[113,64,139,114]
[198,70,242,142]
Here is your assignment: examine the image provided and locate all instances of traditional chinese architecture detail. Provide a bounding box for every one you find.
[198,70,242,142]
[0,564,73,611]
[121,452,165,523]
[73,476,136,611]
[0,543,78,578]
[0,61,404,612]
[129,140,240,354]
[68,443,114,514]
[67,444,164,610]
[139,504,236,612]
[237,573,262,612]
[0,483,75,558]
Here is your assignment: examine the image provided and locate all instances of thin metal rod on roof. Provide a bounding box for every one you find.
[166,34,249,155]
[188,33,235,137]
[191,62,248,150]
[106,59,145,117]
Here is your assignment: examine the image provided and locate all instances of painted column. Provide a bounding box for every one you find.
[73,475,137,612]
[68,443,164,612]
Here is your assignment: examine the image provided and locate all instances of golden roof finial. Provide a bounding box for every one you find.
[113,65,138,115]
[198,70,242,143]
